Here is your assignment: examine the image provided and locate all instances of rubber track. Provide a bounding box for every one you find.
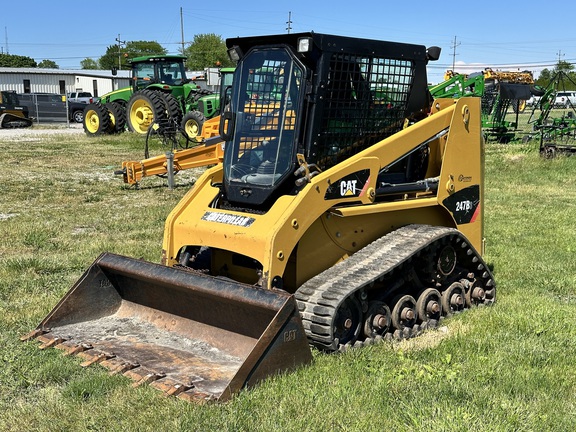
[294,224,495,351]
[0,113,33,128]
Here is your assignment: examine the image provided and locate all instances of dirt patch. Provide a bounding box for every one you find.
[0,213,18,221]
[0,124,83,140]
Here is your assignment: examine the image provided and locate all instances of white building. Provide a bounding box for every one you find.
[0,67,223,96]
[0,68,131,97]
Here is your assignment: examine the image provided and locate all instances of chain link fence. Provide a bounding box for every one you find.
[17,93,86,125]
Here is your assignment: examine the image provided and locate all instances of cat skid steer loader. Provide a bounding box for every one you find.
[23,32,495,403]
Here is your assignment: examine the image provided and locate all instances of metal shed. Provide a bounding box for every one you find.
[0,68,131,97]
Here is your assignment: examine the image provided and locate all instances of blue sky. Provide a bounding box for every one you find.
[3,1,576,83]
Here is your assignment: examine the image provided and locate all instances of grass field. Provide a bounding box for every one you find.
[1,119,575,431]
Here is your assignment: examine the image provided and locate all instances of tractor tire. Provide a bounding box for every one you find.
[511,99,526,114]
[83,101,111,135]
[105,101,126,134]
[159,92,183,128]
[126,89,167,135]
[530,85,546,97]
[189,88,214,104]
[181,110,206,142]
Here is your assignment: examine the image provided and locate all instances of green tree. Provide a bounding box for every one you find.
[184,33,234,71]
[81,58,99,70]
[535,61,576,90]
[38,59,58,69]
[0,53,36,67]
[99,40,167,70]
[556,60,574,74]
[99,45,122,70]
[535,68,552,87]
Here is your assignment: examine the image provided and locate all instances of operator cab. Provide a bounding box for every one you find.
[221,33,436,210]
[221,47,303,206]
[130,55,188,90]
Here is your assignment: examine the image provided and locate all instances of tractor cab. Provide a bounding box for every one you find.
[130,55,189,90]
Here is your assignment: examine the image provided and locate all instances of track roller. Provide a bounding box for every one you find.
[333,296,363,346]
[391,295,418,331]
[442,282,466,314]
[416,288,442,323]
[363,301,391,338]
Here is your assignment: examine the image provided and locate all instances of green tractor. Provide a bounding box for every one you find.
[429,69,535,143]
[83,55,220,139]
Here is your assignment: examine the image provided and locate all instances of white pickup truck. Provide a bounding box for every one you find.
[67,91,93,104]
[554,91,576,108]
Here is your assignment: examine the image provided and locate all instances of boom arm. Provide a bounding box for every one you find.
[117,115,223,185]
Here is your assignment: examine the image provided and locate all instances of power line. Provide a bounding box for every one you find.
[451,36,460,71]
[429,58,576,70]
[115,34,126,70]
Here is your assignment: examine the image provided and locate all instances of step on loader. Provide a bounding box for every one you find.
[23,32,496,402]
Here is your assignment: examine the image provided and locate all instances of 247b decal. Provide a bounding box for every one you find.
[442,184,480,224]
[325,170,370,200]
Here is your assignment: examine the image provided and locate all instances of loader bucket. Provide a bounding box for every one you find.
[22,252,312,402]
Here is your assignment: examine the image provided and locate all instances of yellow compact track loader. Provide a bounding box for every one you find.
[23,32,496,403]
[0,90,33,128]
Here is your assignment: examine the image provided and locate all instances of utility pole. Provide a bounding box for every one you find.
[180,7,185,55]
[115,34,126,70]
[4,26,8,54]
[451,36,460,72]
[286,11,292,34]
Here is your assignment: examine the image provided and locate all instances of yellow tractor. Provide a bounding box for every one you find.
[23,32,496,403]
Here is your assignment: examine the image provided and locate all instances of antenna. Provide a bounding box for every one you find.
[286,11,292,34]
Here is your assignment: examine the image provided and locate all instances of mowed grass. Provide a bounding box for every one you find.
[1,124,576,431]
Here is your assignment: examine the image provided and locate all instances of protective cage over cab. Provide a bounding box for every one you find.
[220,32,439,208]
